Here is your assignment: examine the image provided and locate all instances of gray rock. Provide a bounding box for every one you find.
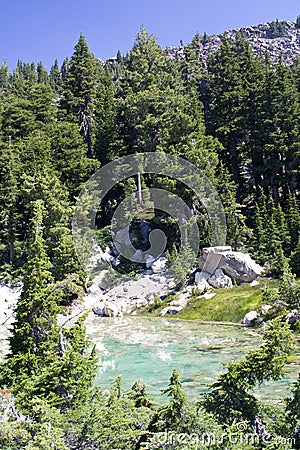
[218,251,262,282]
[142,269,154,276]
[166,20,300,67]
[168,306,184,314]
[261,304,272,315]
[151,256,167,274]
[196,280,211,293]
[208,268,233,289]
[243,310,259,326]
[285,309,300,325]
[199,247,262,282]
[93,301,105,316]
[160,307,170,317]
[103,302,119,317]
[170,297,189,308]
[88,284,102,297]
[194,271,210,283]
[146,255,156,269]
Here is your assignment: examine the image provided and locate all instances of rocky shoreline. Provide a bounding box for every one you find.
[1,245,299,354]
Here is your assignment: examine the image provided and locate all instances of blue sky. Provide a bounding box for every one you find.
[1,0,299,70]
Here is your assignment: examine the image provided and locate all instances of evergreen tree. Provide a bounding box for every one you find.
[9,200,57,356]
[286,374,300,448]
[206,34,259,202]
[201,319,294,425]
[59,34,99,157]
[49,58,62,93]
[37,61,49,84]
[0,138,20,268]
[0,60,10,89]
[149,369,194,433]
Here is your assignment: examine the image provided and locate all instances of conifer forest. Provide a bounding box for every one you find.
[0,18,299,449]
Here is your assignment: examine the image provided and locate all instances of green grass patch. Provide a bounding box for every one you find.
[177,282,272,323]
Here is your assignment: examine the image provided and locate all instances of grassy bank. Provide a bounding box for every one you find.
[178,284,264,322]
[142,279,279,323]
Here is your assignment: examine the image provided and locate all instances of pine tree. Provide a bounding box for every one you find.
[286,194,300,253]
[149,369,194,433]
[290,238,300,277]
[37,61,49,84]
[48,121,99,200]
[201,318,294,424]
[286,374,300,448]
[206,34,259,202]
[251,58,300,201]
[0,60,10,89]
[93,65,116,164]
[49,58,62,93]
[9,200,57,359]
[0,138,20,268]
[59,34,99,157]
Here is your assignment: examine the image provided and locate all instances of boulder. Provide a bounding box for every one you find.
[285,309,300,326]
[218,251,263,282]
[208,268,233,289]
[146,255,156,269]
[243,310,259,326]
[87,284,102,298]
[199,246,262,282]
[93,301,105,316]
[261,304,273,315]
[170,297,189,308]
[103,302,119,317]
[142,269,154,276]
[196,280,211,293]
[168,280,176,289]
[168,306,184,314]
[151,256,167,274]
[195,271,210,283]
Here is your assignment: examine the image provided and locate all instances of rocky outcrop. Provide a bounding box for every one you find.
[165,20,300,66]
[91,272,173,317]
[199,246,263,283]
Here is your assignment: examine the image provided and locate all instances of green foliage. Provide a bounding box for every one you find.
[268,20,287,38]
[59,33,100,157]
[201,318,295,425]
[0,26,300,450]
[286,373,300,447]
[149,369,195,433]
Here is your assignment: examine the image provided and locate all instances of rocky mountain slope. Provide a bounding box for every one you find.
[166,19,300,65]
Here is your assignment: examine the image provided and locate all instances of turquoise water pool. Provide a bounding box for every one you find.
[85,315,299,404]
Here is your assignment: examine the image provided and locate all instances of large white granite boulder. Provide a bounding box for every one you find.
[199,246,263,283]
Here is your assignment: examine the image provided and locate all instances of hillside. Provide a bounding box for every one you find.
[165,19,300,65]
